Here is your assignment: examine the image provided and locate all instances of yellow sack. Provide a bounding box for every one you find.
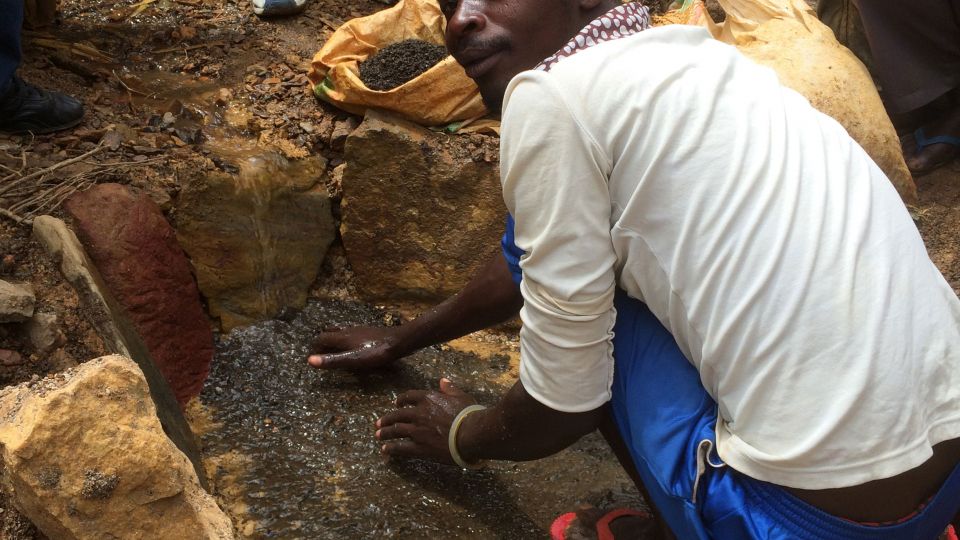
[657,0,917,204]
[307,0,487,127]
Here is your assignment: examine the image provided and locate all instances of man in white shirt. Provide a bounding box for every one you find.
[309,0,960,537]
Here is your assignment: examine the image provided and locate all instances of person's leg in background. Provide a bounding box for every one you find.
[0,0,24,91]
[0,0,84,134]
[851,0,960,175]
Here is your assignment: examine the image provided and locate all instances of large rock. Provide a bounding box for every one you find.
[176,154,336,331]
[0,355,234,539]
[341,110,505,301]
[31,215,205,486]
[64,184,213,406]
[0,280,35,322]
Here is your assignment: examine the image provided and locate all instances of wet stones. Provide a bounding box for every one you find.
[0,355,233,540]
[64,183,213,407]
[359,39,449,91]
[0,280,34,323]
[24,312,65,355]
[341,110,504,301]
[175,154,336,331]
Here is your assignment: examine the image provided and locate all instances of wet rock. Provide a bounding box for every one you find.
[176,154,335,331]
[215,88,232,106]
[316,115,336,142]
[0,355,233,540]
[1,254,14,274]
[0,349,24,366]
[0,280,34,323]
[329,117,359,151]
[24,312,65,355]
[31,215,206,485]
[341,110,504,301]
[64,183,213,407]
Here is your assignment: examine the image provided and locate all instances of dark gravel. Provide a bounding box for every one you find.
[200,299,643,539]
[359,39,449,91]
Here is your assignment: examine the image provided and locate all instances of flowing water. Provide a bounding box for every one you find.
[200,300,643,538]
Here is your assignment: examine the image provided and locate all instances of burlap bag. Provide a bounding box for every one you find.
[657,0,916,204]
[307,0,487,127]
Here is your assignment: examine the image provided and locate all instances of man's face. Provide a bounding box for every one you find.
[441,0,584,113]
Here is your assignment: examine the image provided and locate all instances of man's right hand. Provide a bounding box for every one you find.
[308,252,523,371]
[308,326,406,370]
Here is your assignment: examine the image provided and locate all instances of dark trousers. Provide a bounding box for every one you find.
[851,0,960,114]
[0,0,24,91]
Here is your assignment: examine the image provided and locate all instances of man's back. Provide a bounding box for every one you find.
[501,24,960,491]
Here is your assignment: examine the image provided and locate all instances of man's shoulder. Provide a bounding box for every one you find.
[549,25,726,73]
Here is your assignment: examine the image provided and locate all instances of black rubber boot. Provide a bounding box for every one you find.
[0,76,84,134]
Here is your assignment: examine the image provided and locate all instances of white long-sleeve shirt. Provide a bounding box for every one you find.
[502,25,960,490]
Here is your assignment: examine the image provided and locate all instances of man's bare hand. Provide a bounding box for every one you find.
[308,326,405,370]
[376,378,477,464]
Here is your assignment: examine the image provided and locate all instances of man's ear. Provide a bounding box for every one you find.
[577,0,620,13]
[579,0,607,11]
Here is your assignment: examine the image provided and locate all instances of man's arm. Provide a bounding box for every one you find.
[376,378,603,464]
[308,250,523,369]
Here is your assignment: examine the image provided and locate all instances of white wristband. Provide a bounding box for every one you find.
[448,404,487,470]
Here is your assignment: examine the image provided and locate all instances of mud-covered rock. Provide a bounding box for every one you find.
[64,183,213,406]
[341,110,504,301]
[0,280,34,323]
[0,355,234,540]
[176,153,335,331]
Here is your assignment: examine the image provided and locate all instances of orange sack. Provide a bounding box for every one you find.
[307,0,487,127]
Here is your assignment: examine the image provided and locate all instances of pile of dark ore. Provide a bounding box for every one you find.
[359,39,449,91]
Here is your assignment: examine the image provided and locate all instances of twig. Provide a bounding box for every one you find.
[112,70,154,99]
[0,144,105,198]
[317,15,342,31]
[29,37,115,63]
[0,207,30,225]
[1,145,30,182]
[151,40,226,54]
[127,0,157,19]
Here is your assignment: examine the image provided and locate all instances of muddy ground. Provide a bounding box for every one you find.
[0,0,959,537]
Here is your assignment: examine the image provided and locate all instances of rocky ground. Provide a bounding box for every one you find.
[0,0,959,537]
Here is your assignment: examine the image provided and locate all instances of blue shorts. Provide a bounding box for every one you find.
[502,215,960,539]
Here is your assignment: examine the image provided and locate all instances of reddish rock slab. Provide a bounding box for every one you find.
[65,184,213,407]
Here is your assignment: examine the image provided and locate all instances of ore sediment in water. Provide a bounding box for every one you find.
[201,300,643,538]
[359,39,449,91]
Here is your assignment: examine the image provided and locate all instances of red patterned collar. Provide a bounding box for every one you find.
[536,2,651,72]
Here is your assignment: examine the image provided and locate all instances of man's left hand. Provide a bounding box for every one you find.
[376,378,477,464]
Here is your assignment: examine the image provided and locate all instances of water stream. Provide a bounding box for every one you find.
[199,300,643,538]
